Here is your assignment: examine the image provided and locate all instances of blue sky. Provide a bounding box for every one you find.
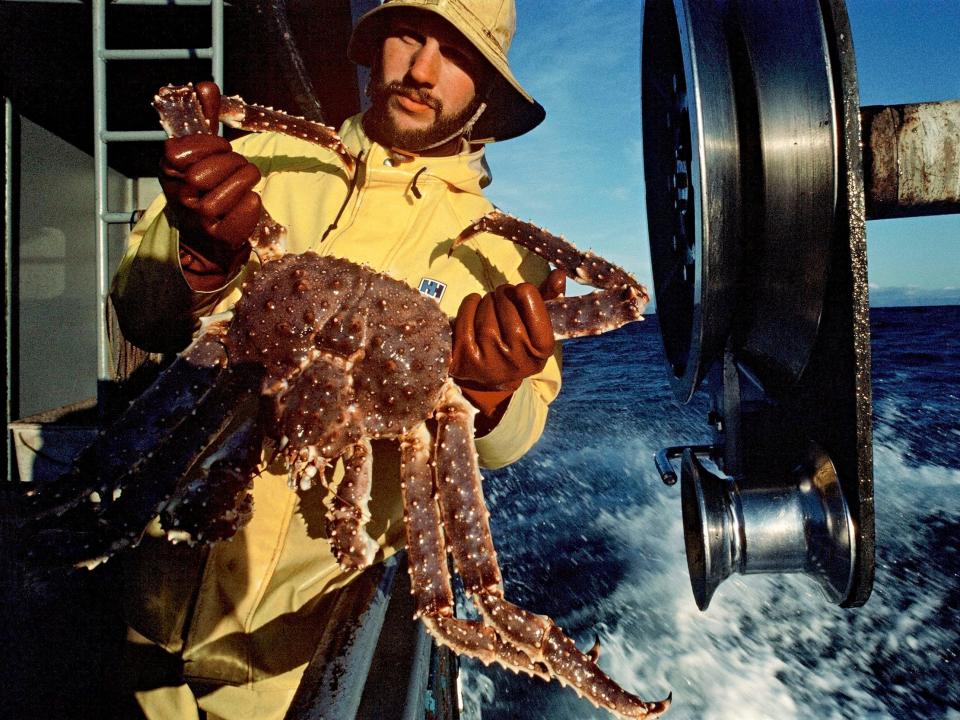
[483,0,960,306]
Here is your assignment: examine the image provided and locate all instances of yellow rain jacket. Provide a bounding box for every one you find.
[111,115,561,718]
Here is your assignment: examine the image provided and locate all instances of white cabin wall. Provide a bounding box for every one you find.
[16,117,141,417]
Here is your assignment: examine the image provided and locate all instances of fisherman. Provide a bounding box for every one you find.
[111,1,563,717]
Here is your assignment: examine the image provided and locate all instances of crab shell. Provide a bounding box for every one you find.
[229,253,450,477]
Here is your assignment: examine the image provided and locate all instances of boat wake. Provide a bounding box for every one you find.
[461,311,960,719]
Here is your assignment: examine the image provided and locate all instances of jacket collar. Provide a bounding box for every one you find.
[338,113,492,194]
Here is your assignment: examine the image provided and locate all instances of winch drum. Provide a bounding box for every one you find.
[642,0,838,401]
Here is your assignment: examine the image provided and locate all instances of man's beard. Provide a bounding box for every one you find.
[363,76,482,152]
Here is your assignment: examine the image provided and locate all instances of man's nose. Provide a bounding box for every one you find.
[409,38,442,86]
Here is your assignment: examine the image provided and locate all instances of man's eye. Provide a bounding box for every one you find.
[441,46,474,69]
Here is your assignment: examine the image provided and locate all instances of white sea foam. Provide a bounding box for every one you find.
[463,421,960,718]
[594,494,799,720]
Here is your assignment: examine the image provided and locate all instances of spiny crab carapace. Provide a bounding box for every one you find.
[23,84,670,718]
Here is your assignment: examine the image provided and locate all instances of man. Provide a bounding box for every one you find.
[112,1,561,718]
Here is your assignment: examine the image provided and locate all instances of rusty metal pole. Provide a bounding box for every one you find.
[862,100,960,219]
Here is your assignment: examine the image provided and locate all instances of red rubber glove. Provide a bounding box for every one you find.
[159,82,262,291]
[451,269,566,431]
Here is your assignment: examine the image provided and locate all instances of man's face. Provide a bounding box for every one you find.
[364,11,484,153]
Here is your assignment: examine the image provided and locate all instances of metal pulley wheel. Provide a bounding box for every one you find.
[642,0,839,401]
[681,441,854,611]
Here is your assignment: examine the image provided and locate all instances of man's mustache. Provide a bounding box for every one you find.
[377,80,443,113]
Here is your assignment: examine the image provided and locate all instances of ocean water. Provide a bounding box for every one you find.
[460,305,960,720]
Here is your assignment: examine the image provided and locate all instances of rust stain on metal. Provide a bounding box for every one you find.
[862,100,960,219]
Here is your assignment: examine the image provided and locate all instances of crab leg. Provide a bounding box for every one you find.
[159,414,261,545]
[428,381,670,719]
[154,84,293,264]
[326,438,379,570]
[154,83,355,174]
[546,286,649,340]
[473,593,671,719]
[20,324,263,572]
[154,84,352,264]
[453,211,651,339]
[399,423,453,616]
[25,324,231,522]
[217,94,356,174]
[398,416,548,679]
[26,330,223,519]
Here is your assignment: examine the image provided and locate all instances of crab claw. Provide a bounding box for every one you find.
[453,210,650,340]
[539,625,671,718]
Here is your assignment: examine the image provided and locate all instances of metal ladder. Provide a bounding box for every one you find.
[92,0,224,384]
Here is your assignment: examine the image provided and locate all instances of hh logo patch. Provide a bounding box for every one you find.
[418,277,446,301]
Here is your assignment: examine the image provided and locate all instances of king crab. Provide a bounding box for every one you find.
[23,84,670,718]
